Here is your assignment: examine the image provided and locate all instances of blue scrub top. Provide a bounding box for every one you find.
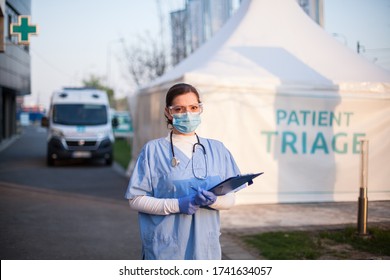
[125,136,240,260]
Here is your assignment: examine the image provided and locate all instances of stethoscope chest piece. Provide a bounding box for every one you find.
[169,131,207,179]
[171,157,180,167]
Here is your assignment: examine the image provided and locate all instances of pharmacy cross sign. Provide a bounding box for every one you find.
[10,15,38,45]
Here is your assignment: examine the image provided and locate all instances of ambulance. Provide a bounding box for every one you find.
[41,88,115,166]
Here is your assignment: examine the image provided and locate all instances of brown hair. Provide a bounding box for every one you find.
[165,83,201,126]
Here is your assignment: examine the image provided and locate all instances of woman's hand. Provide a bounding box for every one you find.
[194,189,217,206]
[178,196,199,215]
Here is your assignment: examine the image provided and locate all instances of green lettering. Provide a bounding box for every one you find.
[332,132,348,154]
[318,111,328,126]
[282,131,297,154]
[312,111,316,126]
[302,132,307,154]
[311,132,329,154]
[276,110,287,125]
[353,133,366,154]
[287,111,299,125]
[344,112,354,126]
[300,110,310,126]
[330,112,341,126]
[261,131,278,153]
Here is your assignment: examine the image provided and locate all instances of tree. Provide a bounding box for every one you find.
[121,33,168,88]
[120,0,170,88]
[82,74,115,107]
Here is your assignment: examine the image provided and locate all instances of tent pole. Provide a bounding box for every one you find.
[357,139,369,236]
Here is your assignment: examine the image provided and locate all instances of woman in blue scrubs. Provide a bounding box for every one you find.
[125,83,240,260]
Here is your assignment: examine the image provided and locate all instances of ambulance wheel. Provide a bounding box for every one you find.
[105,154,113,166]
[47,155,55,166]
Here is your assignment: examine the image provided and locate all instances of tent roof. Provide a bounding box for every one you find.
[144,0,390,94]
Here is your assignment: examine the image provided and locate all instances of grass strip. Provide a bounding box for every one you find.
[243,226,390,260]
[113,138,132,169]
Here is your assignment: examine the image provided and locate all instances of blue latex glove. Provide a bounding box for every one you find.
[178,196,199,215]
[194,189,217,206]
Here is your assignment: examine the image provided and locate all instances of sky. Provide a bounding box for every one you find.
[26,0,390,109]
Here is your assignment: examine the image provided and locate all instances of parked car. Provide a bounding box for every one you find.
[112,110,133,139]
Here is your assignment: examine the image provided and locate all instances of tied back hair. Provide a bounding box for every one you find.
[165,83,201,127]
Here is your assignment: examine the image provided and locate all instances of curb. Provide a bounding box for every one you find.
[0,135,20,153]
[221,233,261,260]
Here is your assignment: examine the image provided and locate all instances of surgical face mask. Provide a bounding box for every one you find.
[172,112,201,134]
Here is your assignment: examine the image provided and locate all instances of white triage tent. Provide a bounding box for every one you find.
[127,0,390,204]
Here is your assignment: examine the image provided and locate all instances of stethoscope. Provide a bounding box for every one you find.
[170,131,208,180]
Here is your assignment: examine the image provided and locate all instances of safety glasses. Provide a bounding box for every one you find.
[168,103,203,115]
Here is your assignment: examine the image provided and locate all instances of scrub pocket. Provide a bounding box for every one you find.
[143,233,179,260]
[207,231,222,259]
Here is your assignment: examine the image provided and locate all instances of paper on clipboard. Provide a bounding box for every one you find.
[207,172,263,196]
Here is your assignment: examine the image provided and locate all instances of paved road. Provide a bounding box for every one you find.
[0,125,141,260]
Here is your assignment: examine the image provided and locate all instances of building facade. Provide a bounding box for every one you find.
[297,0,324,26]
[170,9,188,66]
[0,0,32,143]
[170,0,236,66]
[170,0,323,65]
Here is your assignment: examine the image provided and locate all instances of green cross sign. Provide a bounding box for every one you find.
[10,16,38,45]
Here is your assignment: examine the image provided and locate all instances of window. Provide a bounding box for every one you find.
[53,104,108,126]
[6,5,19,44]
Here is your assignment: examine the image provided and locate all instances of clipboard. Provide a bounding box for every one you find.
[207,172,263,196]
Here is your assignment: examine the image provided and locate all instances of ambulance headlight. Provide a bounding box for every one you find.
[51,128,64,138]
[97,130,110,139]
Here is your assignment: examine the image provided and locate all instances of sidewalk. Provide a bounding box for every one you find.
[0,134,19,153]
[220,201,390,259]
[109,156,390,260]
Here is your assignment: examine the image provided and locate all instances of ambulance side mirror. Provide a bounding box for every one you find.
[112,117,119,128]
[41,116,49,127]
